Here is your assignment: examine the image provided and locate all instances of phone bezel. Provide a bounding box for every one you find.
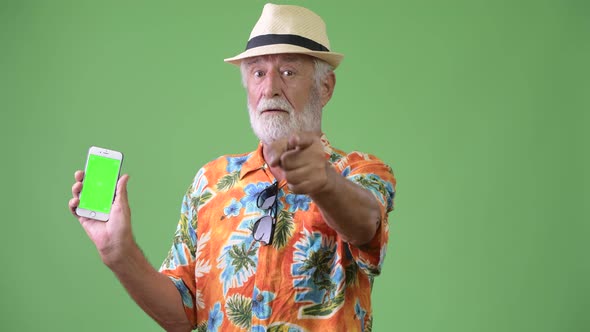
[75,146,124,222]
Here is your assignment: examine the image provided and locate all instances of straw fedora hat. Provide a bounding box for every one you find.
[224,3,344,68]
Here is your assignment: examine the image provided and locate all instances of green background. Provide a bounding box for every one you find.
[1,0,588,331]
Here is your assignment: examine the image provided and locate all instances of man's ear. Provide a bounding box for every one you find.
[320,71,336,107]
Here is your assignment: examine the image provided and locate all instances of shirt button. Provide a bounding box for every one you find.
[256,294,264,302]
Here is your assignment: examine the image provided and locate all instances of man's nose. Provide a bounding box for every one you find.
[262,70,282,98]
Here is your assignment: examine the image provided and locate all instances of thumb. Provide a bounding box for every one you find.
[115,174,130,204]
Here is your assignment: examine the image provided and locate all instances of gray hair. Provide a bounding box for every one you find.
[240,56,334,89]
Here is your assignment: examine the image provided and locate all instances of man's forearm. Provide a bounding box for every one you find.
[310,166,382,247]
[107,243,192,332]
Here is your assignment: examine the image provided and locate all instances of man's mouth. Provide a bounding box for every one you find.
[261,109,288,114]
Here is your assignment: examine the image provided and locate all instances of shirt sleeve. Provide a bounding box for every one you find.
[335,152,396,277]
[159,168,207,328]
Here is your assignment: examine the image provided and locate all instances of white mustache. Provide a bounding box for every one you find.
[256,97,293,114]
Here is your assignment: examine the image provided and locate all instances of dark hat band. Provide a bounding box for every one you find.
[246,34,329,52]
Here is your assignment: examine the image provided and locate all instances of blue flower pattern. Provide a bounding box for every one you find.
[239,182,272,214]
[208,302,224,331]
[252,286,276,320]
[223,198,242,217]
[226,155,249,173]
[285,194,311,212]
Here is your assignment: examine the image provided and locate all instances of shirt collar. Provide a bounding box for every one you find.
[239,133,333,180]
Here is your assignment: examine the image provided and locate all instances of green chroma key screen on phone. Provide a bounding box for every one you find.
[79,155,120,213]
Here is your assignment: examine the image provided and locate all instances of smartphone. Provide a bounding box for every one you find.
[76,146,124,221]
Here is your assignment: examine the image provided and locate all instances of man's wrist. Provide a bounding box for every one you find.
[102,239,141,271]
[309,162,339,200]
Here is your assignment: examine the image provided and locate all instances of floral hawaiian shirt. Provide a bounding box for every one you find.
[159,134,396,332]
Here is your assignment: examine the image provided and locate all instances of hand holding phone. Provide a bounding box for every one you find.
[70,170,133,266]
[76,146,124,221]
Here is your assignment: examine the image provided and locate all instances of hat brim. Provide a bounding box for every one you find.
[224,44,344,69]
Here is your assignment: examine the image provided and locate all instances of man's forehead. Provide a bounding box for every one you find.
[244,53,313,66]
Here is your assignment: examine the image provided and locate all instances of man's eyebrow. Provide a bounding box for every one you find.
[245,58,261,66]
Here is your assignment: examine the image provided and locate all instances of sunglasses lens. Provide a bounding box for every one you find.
[259,194,276,210]
[257,183,278,210]
[253,216,273,245]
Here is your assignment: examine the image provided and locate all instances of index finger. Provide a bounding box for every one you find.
[267,139,288,167]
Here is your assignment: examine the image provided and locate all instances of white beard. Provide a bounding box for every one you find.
[248,88,322,144]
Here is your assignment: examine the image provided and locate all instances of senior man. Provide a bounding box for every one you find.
[69,3,395,332]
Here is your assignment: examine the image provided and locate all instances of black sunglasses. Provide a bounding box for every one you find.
[252,182,280,246]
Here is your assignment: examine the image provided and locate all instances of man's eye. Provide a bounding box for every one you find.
[282,70,294,77]
[254,71,265,78]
